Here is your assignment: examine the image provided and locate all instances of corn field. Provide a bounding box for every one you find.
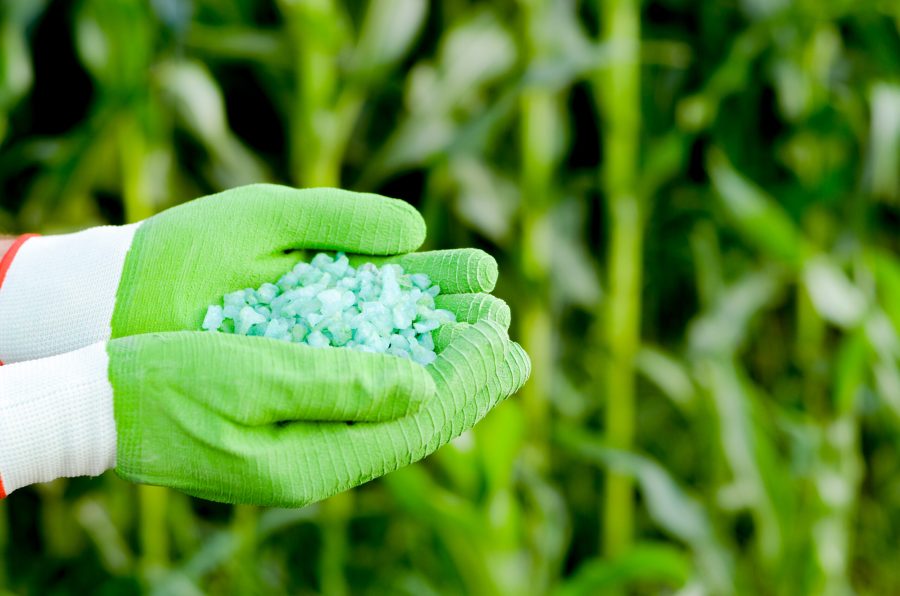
[1,0,900,593]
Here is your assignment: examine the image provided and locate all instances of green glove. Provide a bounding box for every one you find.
[0,184,428,361]
[0,183,528,504]
[107,243,523,505]
[110,320,526,506]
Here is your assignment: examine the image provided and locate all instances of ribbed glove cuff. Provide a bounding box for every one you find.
[0,224,138,363]
[0,342,116,496]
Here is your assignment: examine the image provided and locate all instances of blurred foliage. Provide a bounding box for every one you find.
[1,0,900,594]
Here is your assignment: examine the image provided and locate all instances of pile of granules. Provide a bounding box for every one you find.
[202,252,455,365]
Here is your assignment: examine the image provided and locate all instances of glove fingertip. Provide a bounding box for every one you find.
[464,249,499,293]
[385,198,427,254]
[493,298,512,330]
[435,293,511,329]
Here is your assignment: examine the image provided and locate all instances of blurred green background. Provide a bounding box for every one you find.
[1,0,900,593]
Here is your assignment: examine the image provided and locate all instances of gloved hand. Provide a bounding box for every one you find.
[0,183,528,503]
[1,184,448,362]
[0,320,527,505]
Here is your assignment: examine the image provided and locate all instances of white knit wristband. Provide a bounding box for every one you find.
[0,342,117,496]
[0,224,139,363]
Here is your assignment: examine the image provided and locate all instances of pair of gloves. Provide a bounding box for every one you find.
[0,185,529,506]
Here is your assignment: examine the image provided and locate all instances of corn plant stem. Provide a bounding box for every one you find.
[286,6,336,188]
[138,485,169,579]
[520,78,558,596]
[283,1,362,191]
[798,287,852,587]
[826,335,865,593]
[797,233,844,590]
[119,113,154,224]
[519,2,557,466]
[38,482,80,557]
[518,4,570,587]
[227,505,259,593]
[596,0,641,558]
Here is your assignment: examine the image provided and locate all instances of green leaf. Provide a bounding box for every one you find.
[350,0,427,79]
[802,256,867,328]
[555,542,691,595]
[636,346,695,410]
[558,430,733,592]
[696,360,785,565]
[707,148,805,265]
[155,59,270,187]
[869,83,900,202]
[688,269,784,356]
[0,21,32,109]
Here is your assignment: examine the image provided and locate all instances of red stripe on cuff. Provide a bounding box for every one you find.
[0,235,33,491]
[0,234,39,367]
[0,234,38,289]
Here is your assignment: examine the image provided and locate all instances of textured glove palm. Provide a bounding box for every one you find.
[110,320,527,506]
